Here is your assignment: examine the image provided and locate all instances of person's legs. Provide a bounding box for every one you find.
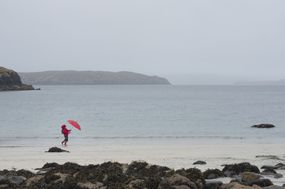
[64,136,68,146]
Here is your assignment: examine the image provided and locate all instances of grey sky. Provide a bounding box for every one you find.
[0,0,284,84]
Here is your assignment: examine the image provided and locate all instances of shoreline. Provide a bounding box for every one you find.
[1,139,285,168]
[1,140,285,186]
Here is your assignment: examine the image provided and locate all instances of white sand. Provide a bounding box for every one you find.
[1,138,285,185]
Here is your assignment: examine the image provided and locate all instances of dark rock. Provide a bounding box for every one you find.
[273,173,283,179]
[56,162,82,175]
[126,161,173,189]
[127,179,146,189]
[77,181,105,189]
[0,175,26,186]
[220,182,260,189]
[261,165,278,170]
[261,168,283,179]
[203,169,224,179]
[7,176,26,185]
[263,186,285,189]
[126,161,172,178]
[176,168,205,189]
[248,179,273,187]
[0,67,34,91]
[256,155,282,160]
[222,162,260,177]
[275,163,285,170]
[44,174,61,184]
[0,176,8,185]
[0,184,9,189]
[158,174,197,189]
[42,162,60,169]
[193,161,206,165]
[0,161,273,189]
[46,147,69,153]
[261,168,277,175]
[205,181,223,189]
[251,124,275,128]
[275,163,285,168]
[126,161,148,176]
[16,169,35,179]
[240,172,261,183]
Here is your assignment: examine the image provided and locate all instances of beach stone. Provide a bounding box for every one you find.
[203,169,224,179]
[126,161,171,178]
[7,175,26,185]
[125,161,173,188]
[256,155,281,160]
[221,182,262,189]
[193,161,207,165]
[16,169,35,178]
[58,162,82,174]
[158,174,197,189]
[46,147,69,153]
[44,174,61,184]
[261,168,283,178]
[25,175,44,187]
[251,124,275,128]
[273,163,285,171]
[173,186,192,189]
[127,179,146,189]
[0,176,5,182]
[42,162,60,169]
[263,186,285,189]
[241,172,261,183]
[176,168,205,189]
[248,179,273,187]
[275,163,285,168]
[0,184,9,189]
[77,181,106,189]
[261,169,275,175]
[204,181,223,189]
[274,173,283,179]
[222,162,260,177]
[261,165,278,170]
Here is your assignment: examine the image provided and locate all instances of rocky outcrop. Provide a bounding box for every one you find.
[20,70,171,85]
[222,162,260,177]
[45,147,69,153]
[193,161,207,165]
[203,169,224,179]
[0,67,34,91]
[251,124,275,129]
[0,161,283,189]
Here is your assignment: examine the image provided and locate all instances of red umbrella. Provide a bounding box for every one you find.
[67,120,81,130]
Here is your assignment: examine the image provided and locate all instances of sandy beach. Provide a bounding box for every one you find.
[1,138,285,186]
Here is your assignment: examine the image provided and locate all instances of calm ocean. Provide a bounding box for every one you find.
[0,85,285,145]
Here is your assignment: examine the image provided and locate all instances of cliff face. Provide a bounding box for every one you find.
[0,67,34,91]
[20,71,171,85]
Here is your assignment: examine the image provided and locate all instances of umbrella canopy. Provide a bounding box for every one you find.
[67,120,81,130]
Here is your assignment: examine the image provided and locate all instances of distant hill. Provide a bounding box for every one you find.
[0,67,34,91]
[20,71,171,85]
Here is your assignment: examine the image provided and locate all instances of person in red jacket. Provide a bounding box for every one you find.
[61,125,71,146]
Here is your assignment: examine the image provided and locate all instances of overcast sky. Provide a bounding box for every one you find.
[0,0,284,84]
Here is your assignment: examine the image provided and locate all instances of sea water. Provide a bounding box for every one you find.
[0,85,285,143]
